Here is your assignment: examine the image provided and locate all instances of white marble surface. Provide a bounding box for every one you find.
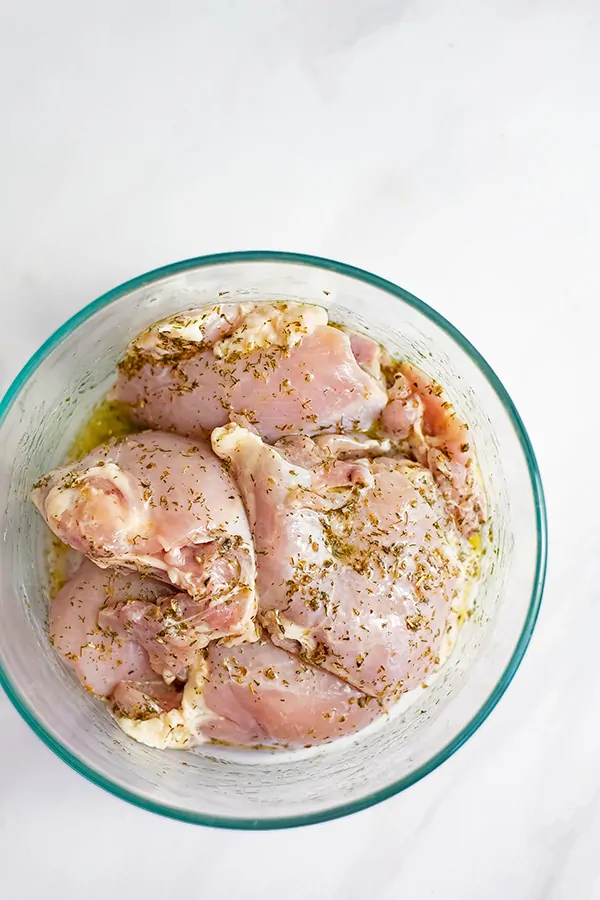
[0,0,598,896]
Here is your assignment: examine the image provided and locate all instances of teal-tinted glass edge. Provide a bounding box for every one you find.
[0,250,547,830]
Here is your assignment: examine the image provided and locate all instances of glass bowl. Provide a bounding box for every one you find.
[0,251,546,829]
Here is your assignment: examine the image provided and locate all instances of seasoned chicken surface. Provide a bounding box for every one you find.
[115,637,381,750]
[33,431,257,647]
[198,639,381,749]
[212,424,475,703]
[51,559,182,712]
[33,300,484,752]
[114,302,388,441]
[380,363,486,537]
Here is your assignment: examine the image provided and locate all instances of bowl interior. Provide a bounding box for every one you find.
[0,254,545,828]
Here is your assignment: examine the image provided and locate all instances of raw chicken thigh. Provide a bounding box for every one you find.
[51,559,182,714]
[345,330,387,384]
[114,302,388,442]
[212,423,474,703]
[99,587,216,682]
[200,639,380,749]
[33,431,256,647]
[117,638,382,750]
[380,363,486,537]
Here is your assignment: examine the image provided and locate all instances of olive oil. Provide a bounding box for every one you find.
[65,399,138,463]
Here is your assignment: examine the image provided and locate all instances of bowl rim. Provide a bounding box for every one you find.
[0,250,547,830]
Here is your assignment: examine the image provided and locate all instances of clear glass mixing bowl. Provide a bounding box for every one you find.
[0,251,546,828]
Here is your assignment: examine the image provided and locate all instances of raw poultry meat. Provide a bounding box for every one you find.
[51,558,182,715]
[113,302,388,442]
[99,586,220,682]
[111,674,182,721]
[117,637,382,750]
[199,638,381,748]
[33,430,257,647]
[54,559,382,749]
[212,423,475,704]
[34,299,485,753]
[380,362,486,537]
[345,330,386,384]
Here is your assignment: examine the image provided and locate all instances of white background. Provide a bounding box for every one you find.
[1,1,599,897]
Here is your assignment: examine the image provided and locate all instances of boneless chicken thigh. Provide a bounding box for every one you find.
[199,639,381,748]
[33,431,256,646]
[114,302,388,441]
[51,559,182,713]
[99,585,217,681]
[212,424,474,703]
[117,638,382,750]
[380,363,486,538]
